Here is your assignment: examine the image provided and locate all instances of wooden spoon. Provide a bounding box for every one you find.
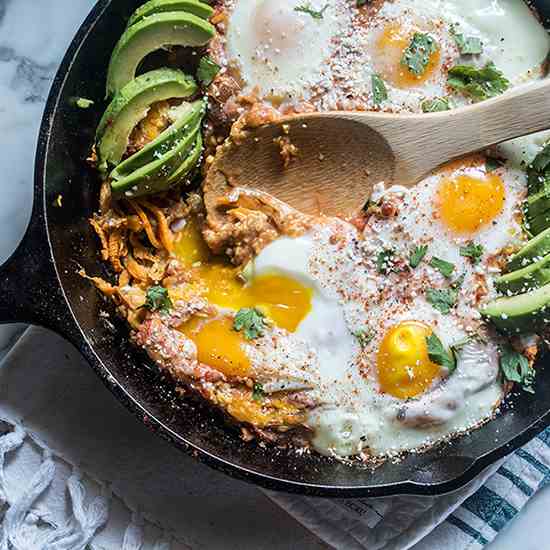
[205,78,550,217]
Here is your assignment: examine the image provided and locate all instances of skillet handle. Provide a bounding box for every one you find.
[0,202,70,333]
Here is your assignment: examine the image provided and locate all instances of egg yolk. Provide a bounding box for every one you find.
[181,317,251,377]
[437,169,505,235]
[377,321,441,399]
[174,218,313,375]
[373,24,441,89]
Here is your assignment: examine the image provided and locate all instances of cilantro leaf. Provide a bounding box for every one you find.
[450,26,483,55]
[426,287,458,314]
[376,248,395,274]
[426,333,457,373]
[197,56,221,86]
[448,62,510,102]
[357,0,369,6]
[500,349,535,393]
[460,242,484,264]
[430,257,455,278]
[144,286,173,313]
[372,74,388,106]
[409,245,428,268]
[401,33,438,76]
[354,330,374,348]
[252,382,265,401]
[233,308,267,340]
[294,3,328,19]
[421,97,451,113]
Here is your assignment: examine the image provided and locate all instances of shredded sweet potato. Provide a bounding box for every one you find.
[90,217,110,261]
[125,254,151,282]
[127,200,162,249]
[140,200,174,253]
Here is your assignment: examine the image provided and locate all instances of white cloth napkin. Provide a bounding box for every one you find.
[0,326,548,550]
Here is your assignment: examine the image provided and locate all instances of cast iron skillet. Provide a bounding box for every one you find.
[1,0,550,498]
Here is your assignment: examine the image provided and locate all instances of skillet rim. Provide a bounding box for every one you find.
[33,0,550,497]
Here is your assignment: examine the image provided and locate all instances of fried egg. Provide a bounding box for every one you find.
[225,0,350,101]
[367,156,526,276]
[175,219,352,389]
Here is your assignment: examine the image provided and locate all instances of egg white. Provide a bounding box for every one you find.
[226,0,351,101]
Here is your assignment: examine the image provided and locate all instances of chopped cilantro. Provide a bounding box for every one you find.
[460,242,484,264]
[421,97,451,113]
[500,349,535,393]
[409,244,428,268]
[376,248,395,275]
[426,333,457,373]
[401,33,438,76]
[233,308,267,340]
[426,287,458,314]
[252,382,265,401]
[430,257,455,278]
[354,330,374,348]
[357,0,369,6]
[294,3,328,19]
[448,62,510,102]
[450,26,483,55]
[197,56,221,86]
[372,74,388,106]
[452,273,466,288]
[144,286,172,313]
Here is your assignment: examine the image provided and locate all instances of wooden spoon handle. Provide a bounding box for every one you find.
[350,78,550,185]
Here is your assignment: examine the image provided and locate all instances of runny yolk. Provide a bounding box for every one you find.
[373,24,440,89]
[181,317,251,376]
[377,321,441,399]
[174,217,313,375]
[437,168,505,235]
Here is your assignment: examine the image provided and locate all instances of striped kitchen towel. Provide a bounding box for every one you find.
[267,429,550,549]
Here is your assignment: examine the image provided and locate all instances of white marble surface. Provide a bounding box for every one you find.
[0,1,548,548]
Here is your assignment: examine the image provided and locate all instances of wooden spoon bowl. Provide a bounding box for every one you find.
[205,78,550,217]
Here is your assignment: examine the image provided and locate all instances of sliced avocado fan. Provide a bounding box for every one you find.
[96,68,197,175]
[127,0,214,27]
[110,98,205,180]
[106,12,215,97]
[111,126,200,198]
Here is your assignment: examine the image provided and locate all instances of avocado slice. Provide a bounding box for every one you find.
[96,68,197,175]
[528,142,550,194]
[507,227,550,271]
[111,127,200,198]
[526,188,550,219]
[496,253,550,295]
[110,98,205,180]
[127,0,214,27]
[165,133,203,186]
[526,209,550,236]
[106,12,215,97]
[482,282,550,334]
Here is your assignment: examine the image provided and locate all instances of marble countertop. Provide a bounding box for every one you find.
[0,1,549,548]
